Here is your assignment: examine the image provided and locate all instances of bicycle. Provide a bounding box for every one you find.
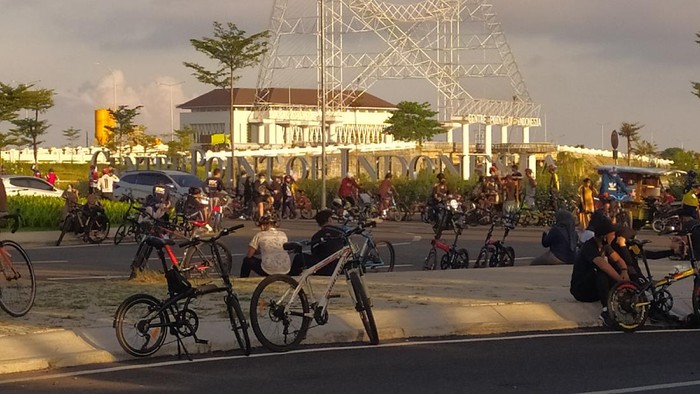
[0,213,36,317]
[249,225,379,352]
[114,224,251,358]
[129,215,232,280]
[423,211,469,270]
[349,219,395,273]
[607,234,699,333]
[56,201,110,246]
[113,198,146,245]
[473,216,516,268]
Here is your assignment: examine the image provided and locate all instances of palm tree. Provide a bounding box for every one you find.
[633,139,657,166]
[618,122,643,165]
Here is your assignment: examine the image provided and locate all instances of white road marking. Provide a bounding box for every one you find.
[30,260,69,264]
[3,330,695,385]
[46,275,130,281]
[578,380,700,393]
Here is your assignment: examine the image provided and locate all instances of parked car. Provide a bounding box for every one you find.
[1,175,64,198]
[113,170,204,203]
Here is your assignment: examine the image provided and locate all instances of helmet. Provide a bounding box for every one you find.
[436,172,445,180]
[332,198,343,209]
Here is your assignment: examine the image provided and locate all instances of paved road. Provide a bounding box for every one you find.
[24,219,674,281]
[2,330,699,393]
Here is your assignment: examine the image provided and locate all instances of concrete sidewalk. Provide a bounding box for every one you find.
[1,260,694,376]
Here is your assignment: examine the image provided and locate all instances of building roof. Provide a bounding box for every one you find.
[177,88,395,110]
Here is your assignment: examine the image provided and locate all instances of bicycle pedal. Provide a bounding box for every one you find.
[195,338,209,345]
[329,293,341,299]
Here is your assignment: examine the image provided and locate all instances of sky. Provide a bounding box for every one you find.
[1,0,698,152]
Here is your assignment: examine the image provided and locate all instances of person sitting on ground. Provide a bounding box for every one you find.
[240,215,290,278]
[569,215,630,328]
[530,210,578,265]
[292,209,346,277]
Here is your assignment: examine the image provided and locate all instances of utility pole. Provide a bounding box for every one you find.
[158,81,185,142]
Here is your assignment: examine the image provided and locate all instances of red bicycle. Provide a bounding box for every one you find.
[423,208,469,270]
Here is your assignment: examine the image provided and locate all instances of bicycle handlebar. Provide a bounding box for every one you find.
[177,224,244,249]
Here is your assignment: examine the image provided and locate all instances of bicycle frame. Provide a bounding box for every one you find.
[288,246,355,320]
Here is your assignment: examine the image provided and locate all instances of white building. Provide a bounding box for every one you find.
[177,88,398,149]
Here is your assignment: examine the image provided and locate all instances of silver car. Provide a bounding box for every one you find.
[113,170,204,203]
[1,175,64,198]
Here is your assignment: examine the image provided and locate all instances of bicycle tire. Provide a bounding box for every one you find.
[440,253,451,270]
[114,293,167,357]
[0,241,36,317]
[349,270,379,345]
[300,208,314,220]
[365,240,395,273]
[56,215,74,246]
[500,246,515,267]
[423,247,437,270]
[387,207,402,222]
[86,214,110,244]
[607,280,649,333]
[249,275,311,352]
[114,224,127,245]
[474,247,489,268]
[226,292,252,356]
[456,248,470,269]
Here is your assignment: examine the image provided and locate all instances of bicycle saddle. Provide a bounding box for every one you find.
[144,236,176,249]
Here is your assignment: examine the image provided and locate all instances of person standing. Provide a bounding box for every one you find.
[88,165,99,194]
[204,168,225,221]
[577,177,597,229]
[522,168,537,210]
[45,168,59,186]
[98,168,119,201]
[378,172,398,217]
[502,174,519,215]
[548,165,560,210]
[280,175,296,219]
[31,164,41,178]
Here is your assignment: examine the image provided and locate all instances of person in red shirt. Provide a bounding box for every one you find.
[45,168,59,186]
[338,172,360,207]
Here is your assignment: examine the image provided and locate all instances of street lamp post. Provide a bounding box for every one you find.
[158,81,185,142]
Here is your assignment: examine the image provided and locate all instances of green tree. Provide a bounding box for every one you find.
[184,21,269,183]
[166,127,195,170]
[62,127,81,164]
[0,83,32,124]
[106,105,143,160]
[617,122,643,166]
[8,87,54,164]
[659,147,698,171]
[384,101,447,146]
[693,32,700,100]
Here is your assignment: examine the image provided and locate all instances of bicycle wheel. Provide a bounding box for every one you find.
[386,207,402,222]
[0,241,36,317]
[423,247,437,270]
[607,281,649,333]
[348,270,379,345]
[225,292,252,355]
[249,275,311,352]
[114,224,127,245]
[86,214,110,244]
[456,248,470,269]
[114,294,167,357]
[499,246,515,267]
[300,208,314,219]
[56,215,74,246]
[440,253,451,270]
[474,247,489,268]
[691,277,700,322]
[365,241,395,273]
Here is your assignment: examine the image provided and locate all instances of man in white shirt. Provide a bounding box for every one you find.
[98,168,120,201]
[240,216,290,277]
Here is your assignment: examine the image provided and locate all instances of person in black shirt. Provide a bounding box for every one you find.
[291,209,346,276]
[570,215,629,327]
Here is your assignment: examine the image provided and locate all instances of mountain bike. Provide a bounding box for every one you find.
[473,217,516,268]
[113,198,146,245]
[351,220,395,273]
[423,211,469,270]
[607,235,700,332]
[0,213,36,317]
[56,202,110,246]
[249,225,379,352]
[114,225,250,359]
